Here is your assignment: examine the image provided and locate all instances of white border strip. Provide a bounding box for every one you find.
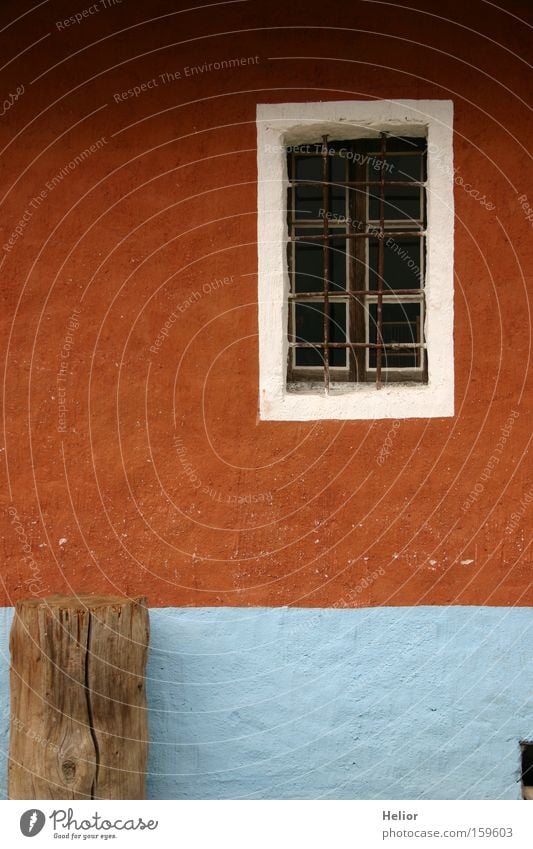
[257,99,455,421]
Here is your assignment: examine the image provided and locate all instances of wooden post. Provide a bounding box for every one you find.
[8,595,149,800]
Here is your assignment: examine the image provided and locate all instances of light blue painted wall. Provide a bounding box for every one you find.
[1,606,532,799]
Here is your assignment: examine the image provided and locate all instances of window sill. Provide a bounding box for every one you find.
[287,380,427,393]
[261,380,454,421]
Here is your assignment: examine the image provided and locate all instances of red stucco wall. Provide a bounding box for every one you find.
[1,0,532,607]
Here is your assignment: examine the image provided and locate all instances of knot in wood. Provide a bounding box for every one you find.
[61,759,77,783]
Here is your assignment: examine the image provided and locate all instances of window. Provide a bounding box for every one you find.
[257,100,454,420]
[287,135,427,389]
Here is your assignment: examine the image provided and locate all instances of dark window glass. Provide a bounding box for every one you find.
[294,301,347,367]
[329,155,346,185]
[384,153,424,182]
[294,155,322,182]
[368,302,422,369]
[293,155,346,220]
[294,229,348,293]
[368,237,423,291]
[368,185,422,222]
[366,137,426,154]
[294,155,346,183]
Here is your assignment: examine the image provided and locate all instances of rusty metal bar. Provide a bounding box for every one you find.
[289,289,424,298]
[290,180,425,188]
[322,135,330,394]
[288,342,425,349]
[292,231,425,241]
[293,146,421,155]
[376,133,387,388]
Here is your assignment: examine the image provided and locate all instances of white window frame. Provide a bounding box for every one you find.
[257,99,454,421]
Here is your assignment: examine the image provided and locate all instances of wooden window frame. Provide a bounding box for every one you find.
[286,136,428,390]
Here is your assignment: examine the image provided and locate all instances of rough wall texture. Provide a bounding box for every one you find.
[1,0,531,803]
[0,3,531,605]
[1,605,533,800]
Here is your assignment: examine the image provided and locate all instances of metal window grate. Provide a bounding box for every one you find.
[287,134,428,391]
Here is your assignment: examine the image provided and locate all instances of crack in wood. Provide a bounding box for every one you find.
[85,611,100,800]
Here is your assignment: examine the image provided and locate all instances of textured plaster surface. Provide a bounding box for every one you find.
[1,606,532,800]
[1,0,531,609]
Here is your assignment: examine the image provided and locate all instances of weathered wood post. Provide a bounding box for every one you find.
[8,595,149,799]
